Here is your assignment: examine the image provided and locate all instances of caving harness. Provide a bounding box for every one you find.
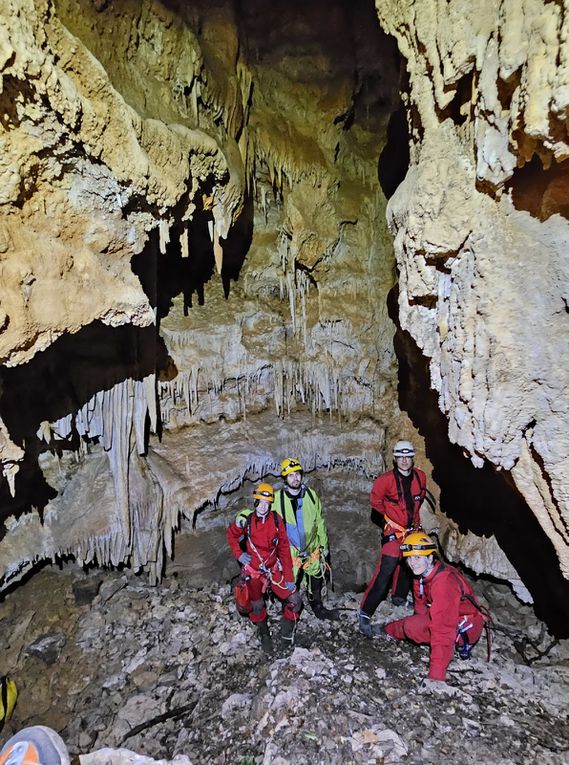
[279,488,331,592]
[233,511,288,614]
[382,469,427,543]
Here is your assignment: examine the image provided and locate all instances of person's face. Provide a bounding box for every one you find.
[256,499,270,515]
[407,554,433,577]
[285,470,302,489]
[395,455,414,475]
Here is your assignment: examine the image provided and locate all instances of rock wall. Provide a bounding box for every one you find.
[0,0,410,588]
[376,0,569,576]
[2,0,564,603]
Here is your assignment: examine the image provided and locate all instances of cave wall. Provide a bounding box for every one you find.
[0,0,414,588]
[2,0,565,606]
[376,0,569,577]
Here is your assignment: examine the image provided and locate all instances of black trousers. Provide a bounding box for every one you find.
[307,575,324,605]
[361,554,411,616]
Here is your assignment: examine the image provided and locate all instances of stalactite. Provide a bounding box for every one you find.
[277,229,313,342]
[159,221,170,255]
[213,229,223,274]
[180,227,189,259]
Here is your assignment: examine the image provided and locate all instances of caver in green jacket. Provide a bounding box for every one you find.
[274,485,329,579]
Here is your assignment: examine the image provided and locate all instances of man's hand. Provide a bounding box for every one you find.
[238,553,252,566]
[285,581,296,592]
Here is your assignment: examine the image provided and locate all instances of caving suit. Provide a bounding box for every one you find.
[360,467,427,615]
[227,509,300,623]
[274,485,329,604]
[385,560,485,680]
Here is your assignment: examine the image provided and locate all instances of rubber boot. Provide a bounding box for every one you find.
[358,610,373,636]
[308,577,339,621]
[311,601,340,621]
[358,610,385,637]
[257,619,273,653]
[280,617,296,647]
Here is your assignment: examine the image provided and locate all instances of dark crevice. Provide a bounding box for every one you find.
[220,191,254,298]
[496,73,519,113]
[378,101,410,199]
[505,153,569,220]
[388,286,569,637]
[440,69,474,126]
[408,293,437,309]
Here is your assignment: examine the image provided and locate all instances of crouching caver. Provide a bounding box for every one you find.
[383,531,489,682]
[227,483,302,651]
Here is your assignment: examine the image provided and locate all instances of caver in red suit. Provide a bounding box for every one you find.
[360,461,427,618]
[227,505,300,625]
[385,559,484,681]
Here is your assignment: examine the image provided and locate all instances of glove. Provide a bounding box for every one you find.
[285,581,296,592]
[238,553,252,566]
[287,589,302,612]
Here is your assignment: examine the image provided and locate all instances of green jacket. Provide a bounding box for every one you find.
[274,485,328,577]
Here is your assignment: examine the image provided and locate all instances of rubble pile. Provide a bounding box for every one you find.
[1,566,568,764]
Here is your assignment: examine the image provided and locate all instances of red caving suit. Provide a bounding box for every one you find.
[227,510,298,623]
[385,560,485,680]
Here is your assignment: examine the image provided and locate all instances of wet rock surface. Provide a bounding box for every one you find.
[1,566,568,765]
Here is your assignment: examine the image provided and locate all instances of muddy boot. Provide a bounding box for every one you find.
[358,610,374,636]
[310,600,340,621]
[257,620,273,653]
[280,617,296,647]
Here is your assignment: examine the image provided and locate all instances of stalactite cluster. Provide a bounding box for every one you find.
[0,0,405,589]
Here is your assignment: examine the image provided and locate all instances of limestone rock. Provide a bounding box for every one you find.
[2,566,569,764]
[376,0,569,577]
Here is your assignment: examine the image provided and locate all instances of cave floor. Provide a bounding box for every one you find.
[0,566,568,765]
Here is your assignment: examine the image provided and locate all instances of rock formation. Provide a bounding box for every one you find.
[0,0,408,589]
[376,0,569,578]
[0,0,567,626]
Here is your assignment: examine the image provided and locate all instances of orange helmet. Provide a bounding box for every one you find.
[400,531,437,557]
[253,483,274,503]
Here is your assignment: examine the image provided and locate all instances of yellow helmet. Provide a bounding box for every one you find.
[400,531,437,557]
[281,458,303,477]
[253,483,274,503]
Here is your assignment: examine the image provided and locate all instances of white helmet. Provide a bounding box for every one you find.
[393,440,415,458]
